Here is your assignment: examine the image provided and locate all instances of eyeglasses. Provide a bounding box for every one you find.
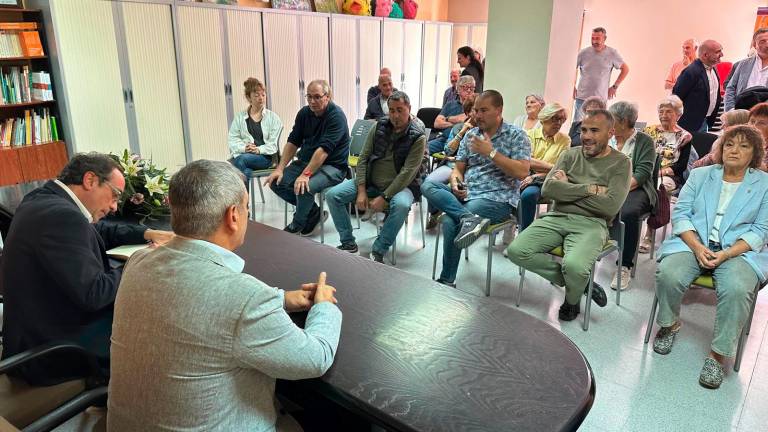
[459,85,476,91]
[305,93,327,102]
[103,180,123,201]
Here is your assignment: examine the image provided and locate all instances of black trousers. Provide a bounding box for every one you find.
[620,189,652,269]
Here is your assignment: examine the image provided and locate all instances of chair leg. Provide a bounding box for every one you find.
[617,222,624,306]
[391,237,397,266]
[432,223,441,280]
[249,179,256,221]
[418,201,425,249]
[734,283,760,372]
[631,220,643,278]
[649,228,657,260]
[516,267,525,307]
[319,193,325,244]
[583,265,595,331]
[284,201,288,227]
[643,295,659,344]
[485,233,495,297]
[257,178,265,204]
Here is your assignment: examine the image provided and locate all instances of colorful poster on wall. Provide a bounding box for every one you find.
[755,7,768,31]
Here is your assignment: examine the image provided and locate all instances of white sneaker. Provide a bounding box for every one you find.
[611,266,632,291]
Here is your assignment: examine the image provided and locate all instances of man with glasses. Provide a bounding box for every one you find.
[428,75,476,155]
[265,79,350,236]
[0,152,173,385]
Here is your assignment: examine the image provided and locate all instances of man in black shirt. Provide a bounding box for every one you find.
[265,80,350,235]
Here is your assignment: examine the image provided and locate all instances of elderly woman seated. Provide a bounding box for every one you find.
[607,101,656,290]
[512,94,545,131]
[516,103,570,231]
[692,109,750,169]
[425,94,477,230]
[638,95,693,253]
[652,125,768,389]
[568,96,606,147]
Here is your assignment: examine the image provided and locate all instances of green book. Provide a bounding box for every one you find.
[50,115,58,141]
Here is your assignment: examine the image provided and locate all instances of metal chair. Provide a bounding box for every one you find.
[372,198,426,265]
[246,129,283,216]
[515,218,625,331]
[643,275,763,372]
[431,214,517,297]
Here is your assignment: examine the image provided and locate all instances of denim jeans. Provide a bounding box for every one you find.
[518,185,541,231]
[232,153,273,189]
[428,135,448,154]
[655,250,758,357]
[424,165,453,215]
[269,162,345,228]
[326,179,414,255]
[421,180,513,283]
[573,98,585,122]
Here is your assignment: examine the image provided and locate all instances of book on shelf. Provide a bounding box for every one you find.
[0,66,52,104]
[0,27,44,58]
[0,107,58,148]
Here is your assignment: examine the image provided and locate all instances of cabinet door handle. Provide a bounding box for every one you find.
[128,89,134,104]
[123,89,128,102]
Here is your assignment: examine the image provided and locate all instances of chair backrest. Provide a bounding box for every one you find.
[690,132,718,158]
[349,119,376,156]
[271,127,284,168]
[416,107,441,130]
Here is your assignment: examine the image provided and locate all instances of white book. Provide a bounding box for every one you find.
[107,244,150,261]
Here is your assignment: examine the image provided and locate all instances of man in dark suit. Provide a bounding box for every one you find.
[673,39,724,133]
[364,74,394,121]
[0,153,173,385]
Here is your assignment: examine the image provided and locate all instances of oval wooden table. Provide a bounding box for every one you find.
[240,222,595,432]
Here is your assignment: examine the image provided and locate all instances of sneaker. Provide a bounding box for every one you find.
[337,242,358,253]
[558,301,580,321]
[653,324,680,355]
[638,236,653,254]
[284,222,303,234]
[584,281,608,307]
[699,357,725,389]
[435,278,456,288]
[371,251,384,263]
[426,212,442,230]
[453,215,490,249]
[611,266,632,291]
[301,209,328,237]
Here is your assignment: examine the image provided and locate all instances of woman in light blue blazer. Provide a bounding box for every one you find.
[653,125,768,389]
[228,77,283,189]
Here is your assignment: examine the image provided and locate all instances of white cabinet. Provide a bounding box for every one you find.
[225,9,267,123]
[357,18,381,116]
[382,20,423,110]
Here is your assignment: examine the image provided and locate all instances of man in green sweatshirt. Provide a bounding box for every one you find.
[326,91,426,263]
[507,110,631,321]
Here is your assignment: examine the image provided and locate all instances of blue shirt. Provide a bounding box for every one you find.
[437,100,463,132]
[287,102,350,171]
[456,122,531,207]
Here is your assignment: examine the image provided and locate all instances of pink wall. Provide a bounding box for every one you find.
[581,0,768,123]
[447,0,488,22]
[544,0,585,118]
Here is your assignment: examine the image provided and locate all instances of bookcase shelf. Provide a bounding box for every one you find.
[0,55,46,61]
[0,99,54,108]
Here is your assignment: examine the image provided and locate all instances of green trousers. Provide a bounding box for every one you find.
[507,213,608,305]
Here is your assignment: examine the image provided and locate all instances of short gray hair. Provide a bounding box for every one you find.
[307,79,332,100]
[609,101,639,128]
[525,94,545,106]
[388,90,410,107]
[169,160,246,238]
[456,75,475,88]
[582,96,607,115]
[658,95,684,116]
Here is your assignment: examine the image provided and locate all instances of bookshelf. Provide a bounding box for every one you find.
[0,7,65,187]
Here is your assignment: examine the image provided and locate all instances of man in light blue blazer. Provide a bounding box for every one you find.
[724,28,768,111]
[653,125,768,389]
[108,160,342,431]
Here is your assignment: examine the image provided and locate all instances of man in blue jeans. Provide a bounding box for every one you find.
[265,80,350,236]
[326,91,426,263]
[421,90,531,286]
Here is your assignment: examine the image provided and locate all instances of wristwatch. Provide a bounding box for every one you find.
[610,84,618,90]
[302,169,312,177]
[382,194,392,203]
[489,149,498,160]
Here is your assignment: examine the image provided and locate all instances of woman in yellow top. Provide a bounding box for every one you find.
[517,103,571,230]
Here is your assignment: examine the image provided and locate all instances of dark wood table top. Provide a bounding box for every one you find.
[239,222,594,432]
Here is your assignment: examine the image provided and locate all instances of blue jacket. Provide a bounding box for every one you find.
[724,57,756,111]
[673,59,722,132]
[659,165,768,282]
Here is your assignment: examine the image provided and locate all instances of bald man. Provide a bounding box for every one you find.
[364,74,394,120]
[673,39,724,133]
[665,39,698,90]
[367,67,393,102]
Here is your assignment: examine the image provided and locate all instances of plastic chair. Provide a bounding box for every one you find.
[515,218,625,331]
[643,275,763,372]
[431,214,517,297]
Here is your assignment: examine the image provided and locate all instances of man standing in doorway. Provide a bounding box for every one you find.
[573,27,629,121]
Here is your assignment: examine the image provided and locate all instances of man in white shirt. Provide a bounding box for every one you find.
[573,27,630,121]
[725,28,768,111]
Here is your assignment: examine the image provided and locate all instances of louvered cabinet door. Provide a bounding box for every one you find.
[330,15,358,128]
[262,12,301,151]
[177,5,229,162]
[357,18,381,115]
[421,23,439,109]
[226,9,266,119]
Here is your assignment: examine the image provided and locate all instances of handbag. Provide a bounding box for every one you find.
[647,184,670,230]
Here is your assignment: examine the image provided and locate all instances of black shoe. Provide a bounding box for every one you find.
[284,222,303,234]
[435,278,456,288]
[371,251,384,263]
[584,281,608,307]
[337,242,358,253]
[426,211,442,230]
[558,301,580,321]
[453,214,490,249]
[301,209,328,237]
